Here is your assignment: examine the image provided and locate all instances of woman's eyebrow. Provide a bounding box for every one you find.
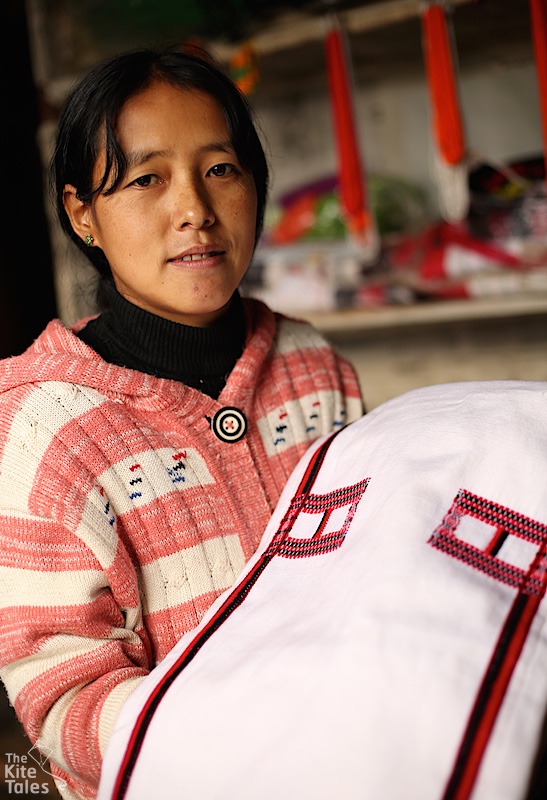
[199,140,235,155]
[125,149,170,168]
[125,141,236,168]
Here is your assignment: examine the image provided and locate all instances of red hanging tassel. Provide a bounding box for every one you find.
[530,0,547,188]
[325,22,372,242]
[421,3,466,166]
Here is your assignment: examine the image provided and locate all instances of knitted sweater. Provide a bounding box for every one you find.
[0,298,363,800]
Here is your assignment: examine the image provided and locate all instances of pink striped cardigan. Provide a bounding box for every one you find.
[0,298,363,799]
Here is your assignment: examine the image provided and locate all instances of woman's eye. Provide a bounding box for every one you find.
[207,163,235,178]
[131,174,160,188]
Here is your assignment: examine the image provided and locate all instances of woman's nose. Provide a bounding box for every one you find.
[173,179,215,230]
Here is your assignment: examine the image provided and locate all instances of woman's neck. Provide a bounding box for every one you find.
[77,283,246,399]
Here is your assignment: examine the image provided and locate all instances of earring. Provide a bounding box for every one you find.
[85,234,94,247]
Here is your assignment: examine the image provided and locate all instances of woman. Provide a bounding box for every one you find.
[0,46,363,799]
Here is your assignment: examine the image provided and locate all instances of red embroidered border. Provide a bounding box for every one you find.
[430,490,547,800]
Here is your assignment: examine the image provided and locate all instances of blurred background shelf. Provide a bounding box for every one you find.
[297,292,547,337]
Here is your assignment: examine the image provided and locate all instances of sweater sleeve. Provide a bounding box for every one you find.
[0,383,152,796]
[0,507,150,795]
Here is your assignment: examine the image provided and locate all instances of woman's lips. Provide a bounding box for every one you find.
[168,249,225,268]
[179,251,223,262]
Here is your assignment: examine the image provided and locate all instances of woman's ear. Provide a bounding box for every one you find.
[63,184,98,246]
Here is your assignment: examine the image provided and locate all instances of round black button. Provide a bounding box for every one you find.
[211,407,247,443]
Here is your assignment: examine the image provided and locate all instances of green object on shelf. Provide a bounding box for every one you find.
[305,194,347,241]
[369,175,430,235]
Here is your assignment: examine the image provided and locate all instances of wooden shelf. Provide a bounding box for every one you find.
[295,293,547,336]
[211,0,472,60]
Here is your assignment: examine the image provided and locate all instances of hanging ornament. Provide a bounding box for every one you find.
[421,2,470,223]
[530,0,547,193]
[325,17,379,261]
[229,41,260,96]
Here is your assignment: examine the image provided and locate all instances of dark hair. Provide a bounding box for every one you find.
[51,46,269,278]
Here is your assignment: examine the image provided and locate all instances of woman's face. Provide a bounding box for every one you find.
[65,81,258,326]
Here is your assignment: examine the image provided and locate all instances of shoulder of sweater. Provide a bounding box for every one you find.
[0,321,73,407]
[0,319,91,390]
[242,296,331,350]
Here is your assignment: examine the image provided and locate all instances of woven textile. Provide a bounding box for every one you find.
[99,381,547,800]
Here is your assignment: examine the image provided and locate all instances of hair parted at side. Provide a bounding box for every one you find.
[51,45,269,278]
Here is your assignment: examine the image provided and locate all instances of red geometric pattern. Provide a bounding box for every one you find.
[273,479,370,559]
[429,489,547,597]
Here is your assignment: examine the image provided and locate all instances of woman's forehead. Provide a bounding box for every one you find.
[115,82,229,144]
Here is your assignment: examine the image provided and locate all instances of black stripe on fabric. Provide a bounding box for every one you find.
[442,592,532,800]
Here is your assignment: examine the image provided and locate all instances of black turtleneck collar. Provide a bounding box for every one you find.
[77,283,246,400]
